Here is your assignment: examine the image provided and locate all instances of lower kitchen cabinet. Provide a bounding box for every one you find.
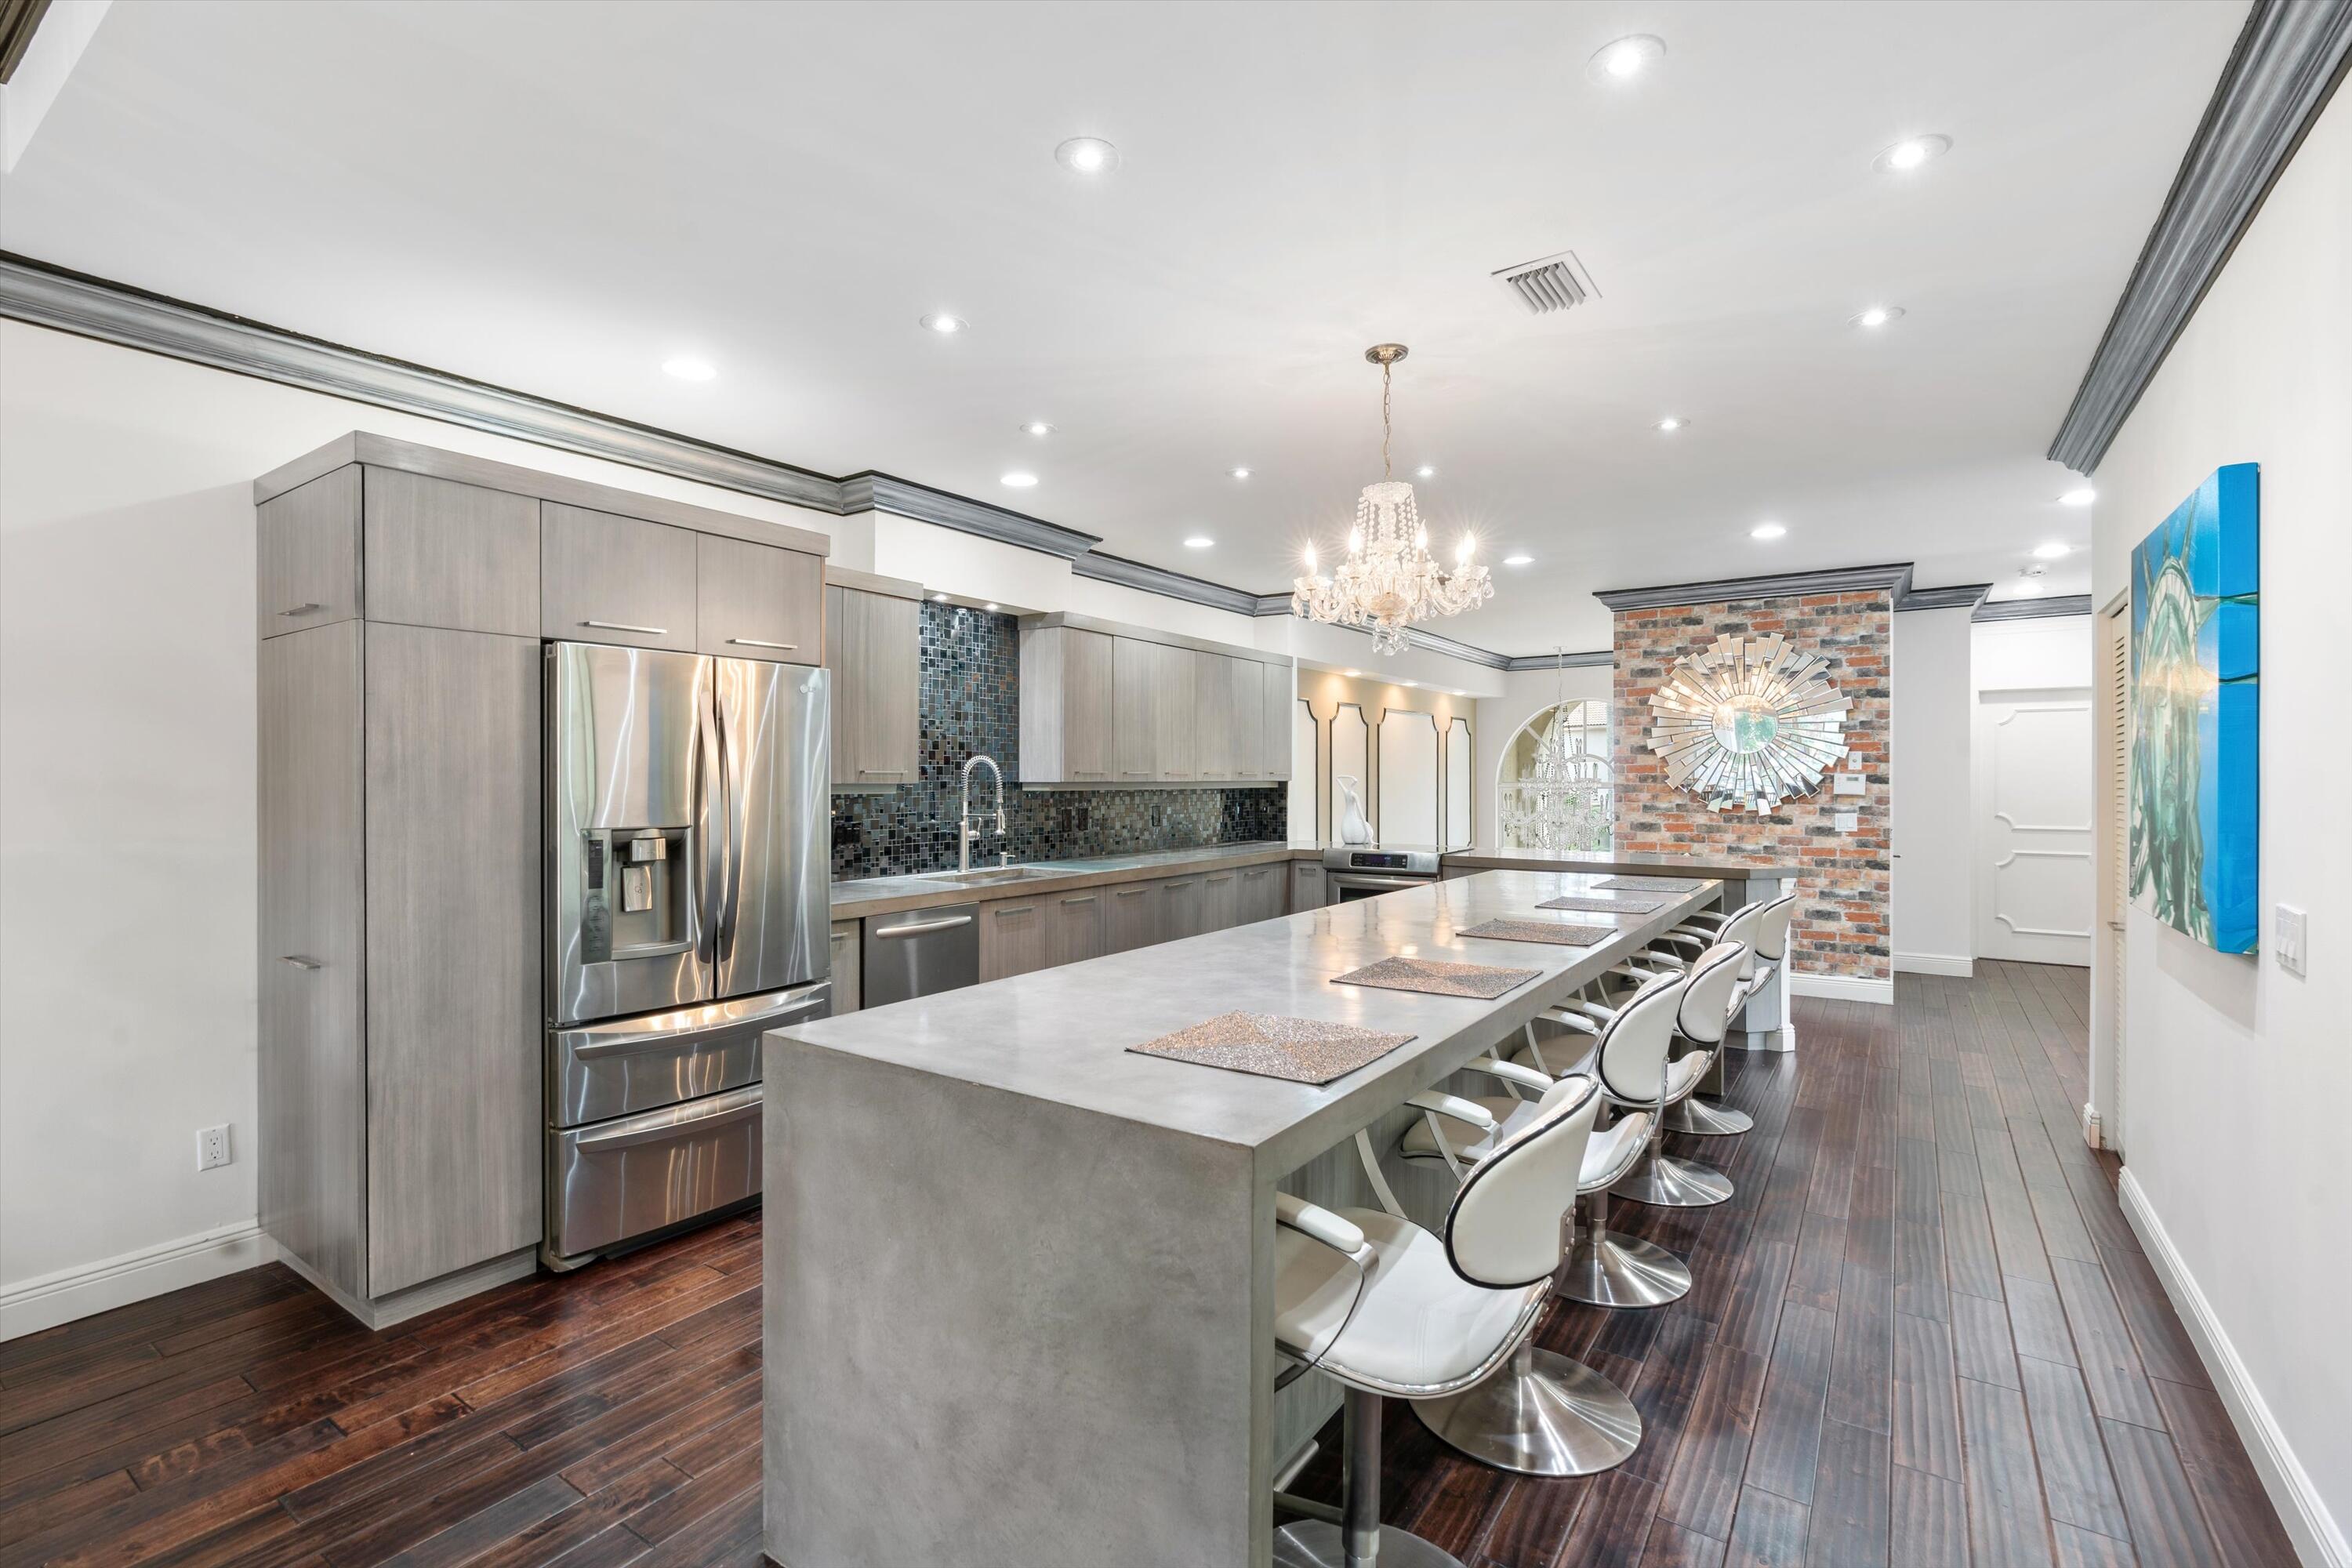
[829,919,861,1012]
[1046,891,1105,967]
[1103,882,1160,953]
[1291,862,1327,909]
[1239,862,1287,923]
[979,898,1053,982]
[1160,875,1203,941]
[1200,868,1240,932]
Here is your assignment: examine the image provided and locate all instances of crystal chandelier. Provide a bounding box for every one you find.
[1499,649,1613,853]
[1292,343,1494,655]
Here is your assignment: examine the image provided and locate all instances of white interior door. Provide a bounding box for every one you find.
[1976,688,2094,965]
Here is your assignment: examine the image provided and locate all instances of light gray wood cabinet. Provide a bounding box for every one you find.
[699,532,822,663]
[362,469,539,637]
[257,465,361,640]
[827,579,921,788]
[980,898,1054,982]
[1153,642,1198,781]
[829,920,862,1013]
[1021,626,1116,784]
[1113,637,1163,786]
[1200,869,1240,932]
[1019,615,1292,786]
[1292,862,1327,909]
[1103,881,1160,953]
[1239,862,1287,924]
[362,623,540,1297]
[1192,653,1235,782]
[1047,891,1105,967]
[258,621,368,1300]
[1230,658,1265,780]
[540,502,699,652]
[1263,663,1294,782]
[1160,875,1203,940]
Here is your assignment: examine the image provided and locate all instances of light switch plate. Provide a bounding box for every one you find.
[1834,811,1860,833]
[1834,773,1866,796]
[2274,904,2307,977]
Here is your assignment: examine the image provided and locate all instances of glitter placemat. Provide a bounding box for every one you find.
[1537,893,1668,915]
[1459,918,1614,947]
[1332,955,1541,1000]
[1127,1012,1417,1085]
[1595,876,1703,892]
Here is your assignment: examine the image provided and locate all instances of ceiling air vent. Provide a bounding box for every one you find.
[1493,250,1599,315]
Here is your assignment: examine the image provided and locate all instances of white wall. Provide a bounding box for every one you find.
[2089,90,2349,1566]
[1891,607,1975,973]
[1473,663,1612,851]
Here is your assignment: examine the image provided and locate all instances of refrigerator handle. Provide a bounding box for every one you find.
[717,677,746,963]
[696,675,726,970]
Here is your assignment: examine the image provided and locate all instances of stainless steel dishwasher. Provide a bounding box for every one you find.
[862,902,981,1006]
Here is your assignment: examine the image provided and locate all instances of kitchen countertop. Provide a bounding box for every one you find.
[1438,847,1807,880]
[827,839,1321,918]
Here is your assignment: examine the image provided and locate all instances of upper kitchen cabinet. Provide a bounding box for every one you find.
[701,533,823,663]
[257,463,361,639]
[541,503,699,653]
[1018,613,1291,786]
[1019,624,1115,784]
[362,468,539,637]
[826,568,923,789]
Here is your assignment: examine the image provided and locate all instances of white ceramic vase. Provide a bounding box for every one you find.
[1337,775,1373,845]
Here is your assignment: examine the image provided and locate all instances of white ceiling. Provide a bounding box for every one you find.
[0,0,2244,652]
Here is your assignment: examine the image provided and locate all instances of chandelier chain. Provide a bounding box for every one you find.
[1381,357,1392,481]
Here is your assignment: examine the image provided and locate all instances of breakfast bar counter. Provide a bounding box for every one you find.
[761,867,1722,1568]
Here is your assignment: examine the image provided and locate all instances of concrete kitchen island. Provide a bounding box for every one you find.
[761,868,1722,1568]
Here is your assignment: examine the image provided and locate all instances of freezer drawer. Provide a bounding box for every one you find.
[547,981,829,1129]
[547,1084,763,1262]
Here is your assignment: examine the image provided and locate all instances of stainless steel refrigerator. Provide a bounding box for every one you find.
[543,641,829,1268]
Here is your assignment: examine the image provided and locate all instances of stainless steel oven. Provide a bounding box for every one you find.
[1323,847,1443,903]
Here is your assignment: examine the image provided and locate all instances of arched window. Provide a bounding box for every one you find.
[1497,700,1613,852]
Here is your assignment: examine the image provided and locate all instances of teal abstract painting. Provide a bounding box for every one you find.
[2129,463,2258,953]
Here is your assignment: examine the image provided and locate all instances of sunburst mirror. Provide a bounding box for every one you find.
[1646,633,1850,812]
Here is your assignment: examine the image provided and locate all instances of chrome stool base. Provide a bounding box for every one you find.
[1613,1151,1735,1209]
[1412,1342,1642,1477]
[1664,1096,1754,1136]
[1274,1521,1467,1568]
[1561,1229,1692,1308]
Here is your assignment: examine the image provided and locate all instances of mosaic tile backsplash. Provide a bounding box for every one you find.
[829,604,1288,880]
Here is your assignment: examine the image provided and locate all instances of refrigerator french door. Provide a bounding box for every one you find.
[544,642,829,1267]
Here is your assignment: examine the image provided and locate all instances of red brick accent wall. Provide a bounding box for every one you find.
[1611,590,1890,982]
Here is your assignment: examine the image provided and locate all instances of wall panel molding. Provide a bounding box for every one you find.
[1594,562,1914,612]
[2048,0,2352,472]
[1896,583,1991,612]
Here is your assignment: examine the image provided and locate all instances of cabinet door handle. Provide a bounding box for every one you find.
[278,603,325,618]
[1114,887,1148,898]
[581,620,670,636]
[728,637,799,651]
[875,915,974,938]
[1123,770,1152,777]
[858,768,908,776]
[1061,895,1097,906]
[280,954,322,971]
[995,905,1038,917]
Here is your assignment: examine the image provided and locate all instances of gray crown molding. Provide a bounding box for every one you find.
[2048,0,2352,473]
[1973,593,2094,622]
[1069,550,1264,617]
[843,472,1100,561]
[1503,650,1614,672]
[1592,561,1915,612]
[0,252,849,514]
[1895,583,1992,612]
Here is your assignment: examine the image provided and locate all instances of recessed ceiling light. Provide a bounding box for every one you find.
[1853,306,1905,328]
[933,592,949,602]
[984,602,1000,612]
[1184,536,1214,549]
[2032,542,2072,560]
[2060,486,2096,506]
[1401,681,1418,688]
[1504,554,1534,567]
[1054,136,1120,174]
[1751,522,1788,540]
[1344,669,1362,677]
[1588,34,1664,82]
[920,313,966,334]
[1416,465,1436,478]
[1654,416,1686,433]
[1000,472,1038,488]
[1873,134,1952,173]
[1022,421,1054,437]
[661,356,716,382]
[1229,466,1252,479]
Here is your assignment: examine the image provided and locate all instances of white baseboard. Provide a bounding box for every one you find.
[0,1218,276,1342]
[1895,951,1975,978]
[1790,972,1895,1006]
[2118,1169,2348,1568]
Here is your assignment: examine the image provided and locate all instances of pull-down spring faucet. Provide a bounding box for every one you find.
[959,754,1007,872]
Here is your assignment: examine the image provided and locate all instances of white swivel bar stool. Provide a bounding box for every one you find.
[1271,1076,1608,1566]
[1645,892,1795,1135]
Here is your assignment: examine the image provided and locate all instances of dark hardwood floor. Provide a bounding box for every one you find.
[0,964,2298,1566]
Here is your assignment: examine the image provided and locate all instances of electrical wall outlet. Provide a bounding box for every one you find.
[1834,811,1860,833]
[2274,904,2307,977]
[197,1123,232,1172]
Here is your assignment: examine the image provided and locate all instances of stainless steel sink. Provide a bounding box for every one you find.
[930,866,1060,885]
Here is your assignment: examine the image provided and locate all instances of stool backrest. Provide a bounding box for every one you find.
[1675,942,1748,1046]
[1443,1074,1601,1288]
[1750,890,1799,963]
[1713,898,1769,982]
[1595,967,1689,1105]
